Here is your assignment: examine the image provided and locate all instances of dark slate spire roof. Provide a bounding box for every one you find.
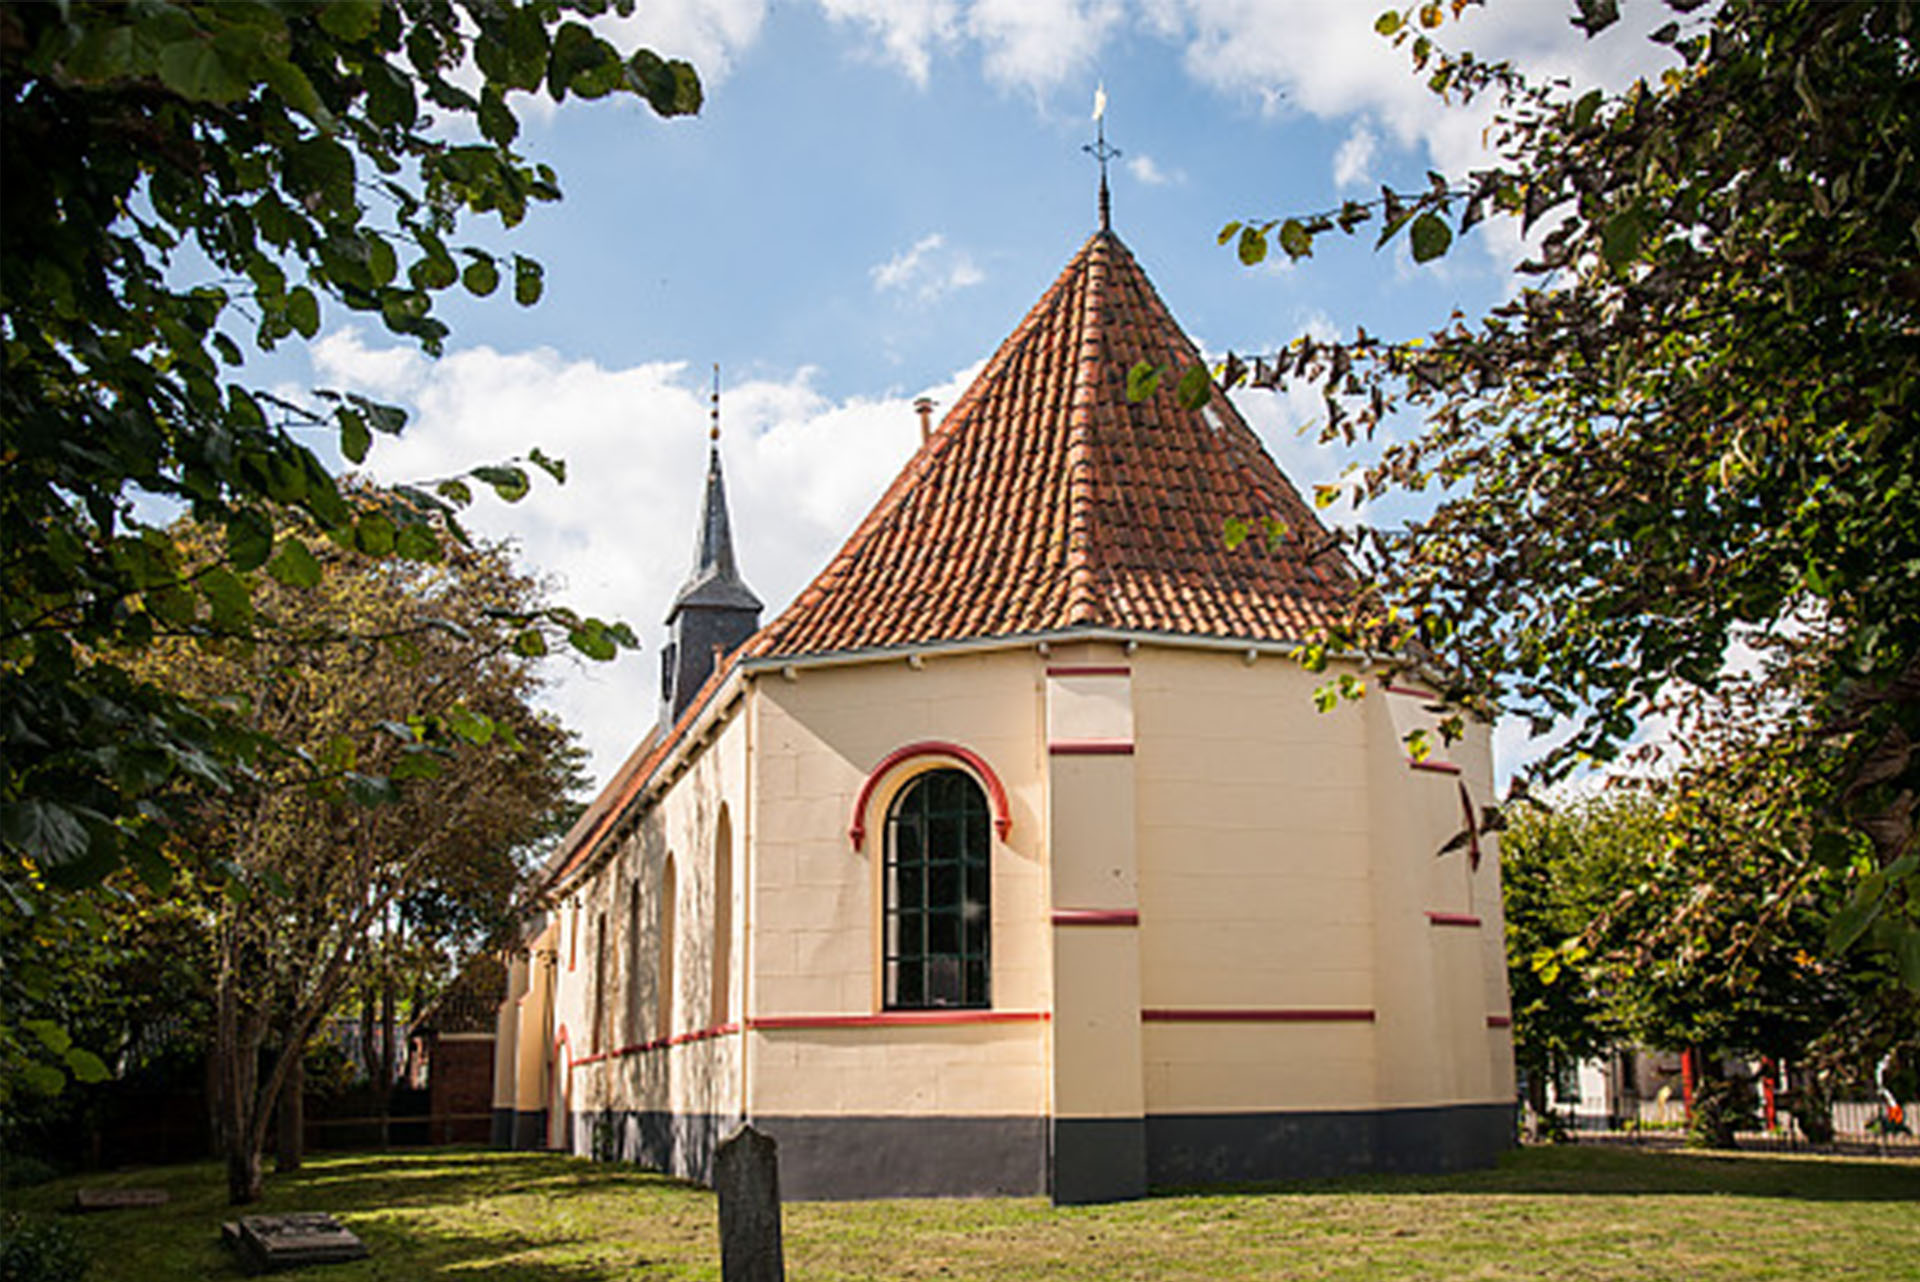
[667,444,762,622]
[744,228,1351,661]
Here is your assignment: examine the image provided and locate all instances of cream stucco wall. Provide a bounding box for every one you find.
[749,649,1051,1119]
[540,701,752,1170]
[508,636,1513,1171]
[1130,647,1510,1117]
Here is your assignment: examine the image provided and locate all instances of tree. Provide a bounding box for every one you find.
[1497,790,1647,1128]
[1,0,684,896]
[126,514,582,1204]
[1192,0,1918,988]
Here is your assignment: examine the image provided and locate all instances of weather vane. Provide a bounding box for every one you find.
[1083,82,1120,231]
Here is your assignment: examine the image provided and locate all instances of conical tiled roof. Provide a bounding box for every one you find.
[748,228,1351,660]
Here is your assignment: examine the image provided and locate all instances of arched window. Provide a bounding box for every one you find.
[626,880,644,1044]
[657,855,678,1038]
[592,911,608,1052]
[885,769,990,1009]
[712,807,733,1028]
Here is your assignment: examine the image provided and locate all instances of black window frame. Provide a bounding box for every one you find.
[883,768,991,1010]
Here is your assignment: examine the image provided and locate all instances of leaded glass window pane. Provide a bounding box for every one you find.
[883,768,991,1009]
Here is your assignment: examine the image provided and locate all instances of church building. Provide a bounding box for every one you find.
[491,202,1515,1203]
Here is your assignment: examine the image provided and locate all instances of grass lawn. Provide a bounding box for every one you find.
[7,1143,1918,1280]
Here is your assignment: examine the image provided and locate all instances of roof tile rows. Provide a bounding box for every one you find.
[747,229,1350,660]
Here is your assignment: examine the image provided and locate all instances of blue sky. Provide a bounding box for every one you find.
[315,1,1675,791]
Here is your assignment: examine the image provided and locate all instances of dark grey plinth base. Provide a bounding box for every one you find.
[509,1109,547,1151]
[1051,1117,1147,1204]
[1145,1101,1515,1187]
[573,1110,732,1185]
[556,1103,1510,1200]
[490,1108,514,1149]
[752,1115,1048,1200]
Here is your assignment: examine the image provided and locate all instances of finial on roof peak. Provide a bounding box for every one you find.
[1084,82,1120,232]
[709,362,721,444]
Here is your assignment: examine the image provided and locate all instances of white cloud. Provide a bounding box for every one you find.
[1126,153,1182,186]
[966,0,1125,97]
[817,0,960,87]
[310,330,970,789]
[598,0,770,85]
[870,233,986,302]
[1332,121,1377,190]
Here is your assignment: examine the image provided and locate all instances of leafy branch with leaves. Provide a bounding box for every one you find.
[1,1,694,897]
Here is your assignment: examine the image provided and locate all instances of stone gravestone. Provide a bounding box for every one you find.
[73,1187,168,1211]
[715,1123,785,1282]
[220,1212,368,1274]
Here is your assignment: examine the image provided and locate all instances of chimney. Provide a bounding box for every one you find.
[913,396,936,442]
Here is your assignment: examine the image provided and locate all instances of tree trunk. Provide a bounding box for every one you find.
[206,1046,229,1159]
[1686,1050,1751,1150]
[276,1052,305,1174]
[227,1141,265,1208]
[360,988,377,1086]
[377,980,395,1150]
[218,1003,265,1204]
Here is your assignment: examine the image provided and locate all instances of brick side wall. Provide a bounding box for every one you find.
[428,1036,497,1145]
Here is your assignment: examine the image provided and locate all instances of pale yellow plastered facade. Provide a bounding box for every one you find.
[503,636,1512,1157]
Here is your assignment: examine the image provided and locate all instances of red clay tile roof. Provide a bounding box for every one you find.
[747,229,1351,660]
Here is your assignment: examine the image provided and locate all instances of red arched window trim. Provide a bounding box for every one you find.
[849,740,1012,851]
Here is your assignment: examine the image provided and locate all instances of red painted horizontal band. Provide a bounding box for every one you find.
[1046,665,1132,677]
[1384,684,1439,700]
[1409,759,1463,775]
[1427,911,1483,928]
[573,1022,741,1067]
[749,1010,1048,1031]
[1051,908,1140,926]
[1049,740,1135,756]
[1142,1008,1376,1024]
[1486,1015,1513,1029]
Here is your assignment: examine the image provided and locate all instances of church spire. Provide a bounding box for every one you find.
[662,367,762,724]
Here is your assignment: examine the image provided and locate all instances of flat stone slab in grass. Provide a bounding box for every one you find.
[73,1187,170,1211]
[221,1213,368,1275]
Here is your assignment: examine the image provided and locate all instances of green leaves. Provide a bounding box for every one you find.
[317,0,383,41]
[512,256,544,306]
[462,255,501,298]
[2,0,698,894]
[266,539,322,589]
[1174,364,1214,411]
[1278,219,1314,260]
[156,30,254,104]
[472,465,530,504]
[1237,224,1268,266]
[1126,361,1164,402]
[1408,211,1452,263]
[1600,206,1646,270]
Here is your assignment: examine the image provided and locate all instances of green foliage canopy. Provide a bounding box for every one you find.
[0,0,685,895]
[1205,0,1919,984]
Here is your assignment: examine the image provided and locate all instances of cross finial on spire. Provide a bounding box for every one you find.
[1083,82,1119,232]
[709,362,721,444]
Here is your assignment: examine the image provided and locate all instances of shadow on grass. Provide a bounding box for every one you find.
[15,1152,716,1282]
[1154,1144,1920,1205]
[246,1149,704,1216]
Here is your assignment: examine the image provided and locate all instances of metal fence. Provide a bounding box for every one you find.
[1566,1096,1917,1152]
